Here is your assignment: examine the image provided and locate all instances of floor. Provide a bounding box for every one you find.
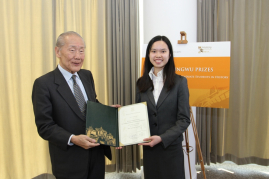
[105,161,269,179]
[105,168,142,179]
[196,161,269,179]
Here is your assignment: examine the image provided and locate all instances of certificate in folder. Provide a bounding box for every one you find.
[86,101,150,147]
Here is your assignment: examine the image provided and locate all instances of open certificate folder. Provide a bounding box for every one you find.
[86,101,151,147]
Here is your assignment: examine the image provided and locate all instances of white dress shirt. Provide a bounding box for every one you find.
[58,65,88,102]
[149,67,164,105]
[58,64,88,145]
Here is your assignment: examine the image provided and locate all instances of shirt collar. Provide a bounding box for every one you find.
[58,64,79,81]
[148,67,164,80]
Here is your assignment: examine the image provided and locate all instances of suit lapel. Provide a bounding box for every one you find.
[146,87,156,107]
[156,80,171,109]
[78,71,96,102]
[54,68,85,121]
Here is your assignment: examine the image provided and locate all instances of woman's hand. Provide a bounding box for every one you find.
[138,136,162,147]
[110,104,121,108]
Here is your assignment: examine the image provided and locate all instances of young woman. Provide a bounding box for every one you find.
[137,35,190,179]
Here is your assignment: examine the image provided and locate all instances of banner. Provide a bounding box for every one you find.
[141,42,230,108]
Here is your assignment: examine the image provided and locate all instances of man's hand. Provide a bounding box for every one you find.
[71,135,100,149]
[138,136,162,147]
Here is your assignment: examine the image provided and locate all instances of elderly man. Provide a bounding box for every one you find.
[32,31,114,179]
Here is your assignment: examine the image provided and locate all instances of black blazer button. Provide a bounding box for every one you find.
[153,123,157,126]
[153,113,157,117]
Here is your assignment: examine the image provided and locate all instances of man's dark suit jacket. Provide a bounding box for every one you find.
[32,67,111,179]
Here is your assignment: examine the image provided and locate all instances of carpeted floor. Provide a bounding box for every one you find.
[105,161,269,179]
[105,171,142,179]
[105,168,143,179]
[196,161,269,179]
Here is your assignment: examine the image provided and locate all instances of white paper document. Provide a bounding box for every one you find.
[118,102,151,146]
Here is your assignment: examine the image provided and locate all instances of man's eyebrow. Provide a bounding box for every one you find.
[69,45,85,48]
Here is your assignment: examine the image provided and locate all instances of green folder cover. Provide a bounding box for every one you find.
[86,101,150,147]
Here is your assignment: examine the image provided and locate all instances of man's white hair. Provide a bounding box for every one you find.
[56,31,86,49]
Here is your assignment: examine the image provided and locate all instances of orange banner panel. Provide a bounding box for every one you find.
[174,57,230,89]
[140,56,230,108]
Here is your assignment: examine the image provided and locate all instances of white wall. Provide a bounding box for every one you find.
[143,0,197,44]
[141,0,197,178]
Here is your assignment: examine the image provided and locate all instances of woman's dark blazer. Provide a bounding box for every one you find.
[136,75,190,148]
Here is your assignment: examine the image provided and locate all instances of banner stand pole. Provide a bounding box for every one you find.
[184,107,206,179]
[184,128,192,178]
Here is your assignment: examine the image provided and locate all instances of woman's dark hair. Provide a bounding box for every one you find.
[137,35,175,92]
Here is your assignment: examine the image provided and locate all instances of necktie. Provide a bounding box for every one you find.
[72,75,86,116]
